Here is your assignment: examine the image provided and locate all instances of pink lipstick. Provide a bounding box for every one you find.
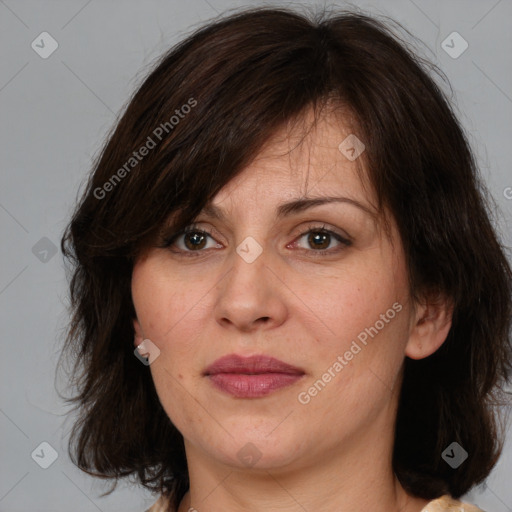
[204,354,305,398]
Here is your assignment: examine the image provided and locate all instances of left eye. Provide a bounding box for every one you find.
[172,229,220,252]
[292,228,350,252]
[162,224,351,256]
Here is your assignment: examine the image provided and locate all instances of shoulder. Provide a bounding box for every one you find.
[145,494,173,512]
[145,493,487,512]
[420,494,486,512]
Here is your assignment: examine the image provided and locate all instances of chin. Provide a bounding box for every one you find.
[209,427,308,470]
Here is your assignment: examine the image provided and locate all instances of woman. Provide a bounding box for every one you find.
[59,6,511,512]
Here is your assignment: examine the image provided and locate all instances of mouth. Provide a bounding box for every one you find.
[203,354,305,398]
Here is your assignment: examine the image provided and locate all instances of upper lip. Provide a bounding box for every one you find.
[203,354,305,375]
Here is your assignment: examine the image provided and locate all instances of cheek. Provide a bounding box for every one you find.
[131,258,208,343]
[131,259,204,427]
[300,259,409,408]
[304,264,401,348]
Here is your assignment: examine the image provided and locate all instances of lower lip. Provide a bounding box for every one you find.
[207,373,304,398]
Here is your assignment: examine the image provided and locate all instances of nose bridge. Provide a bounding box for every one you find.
[214,234,284,329]
[224,234,268,298]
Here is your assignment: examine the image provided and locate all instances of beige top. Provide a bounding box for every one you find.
[146,493,486,511]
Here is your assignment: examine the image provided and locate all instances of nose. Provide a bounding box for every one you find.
[214,244,288,333]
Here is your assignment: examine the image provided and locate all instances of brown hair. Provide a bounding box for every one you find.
[59,5,512,510]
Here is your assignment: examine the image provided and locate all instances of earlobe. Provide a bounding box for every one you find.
[405,297,453,360]
[133,318,144,348]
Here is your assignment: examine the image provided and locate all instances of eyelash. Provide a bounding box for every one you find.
[160,223,352,258]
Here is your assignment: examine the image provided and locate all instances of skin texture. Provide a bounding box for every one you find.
[131,108,453,512]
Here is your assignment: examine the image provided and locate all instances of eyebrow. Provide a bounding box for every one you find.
[200,196,378,222]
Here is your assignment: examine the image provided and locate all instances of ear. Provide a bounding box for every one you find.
[405,293,454,360]
[133,317,145,348]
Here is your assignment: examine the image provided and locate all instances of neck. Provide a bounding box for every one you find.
[177,411,429,512]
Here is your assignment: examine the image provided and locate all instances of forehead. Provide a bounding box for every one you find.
[211,106,375,211]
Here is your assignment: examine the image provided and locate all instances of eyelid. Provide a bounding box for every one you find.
[161,221,352,255]
[161,222,220,248]
[294,222,352,244]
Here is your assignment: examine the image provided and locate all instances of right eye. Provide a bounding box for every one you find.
[162,225,222,256]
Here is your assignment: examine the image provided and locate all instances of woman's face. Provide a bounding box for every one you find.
[131,110,421,473]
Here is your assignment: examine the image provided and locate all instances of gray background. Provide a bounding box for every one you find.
[1,0,511,510]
